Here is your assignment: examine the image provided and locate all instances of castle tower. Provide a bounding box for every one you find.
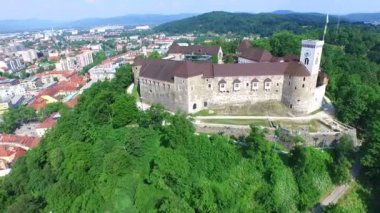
[300,40,324,75]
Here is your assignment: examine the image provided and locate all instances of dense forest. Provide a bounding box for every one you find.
[0,64,355,212]
[155,11,349,36]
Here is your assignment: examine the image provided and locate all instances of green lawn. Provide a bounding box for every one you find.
[201,119,269,126]
[132,84,139,100]
[276,119,321,132]
[195,101,292,116]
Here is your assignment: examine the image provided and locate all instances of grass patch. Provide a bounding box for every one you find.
[325,182,369,213]
[194,109,216,116]
[206,101,291,116]
[132,84,139,100]
[202,119,269,126]
[276,119,320,132]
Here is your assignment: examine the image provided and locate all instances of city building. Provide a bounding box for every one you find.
[18,49,38,63]
[76,51,93,68]
[167,43,223,64]
[133,39,328,115]
[36,113,60,137]
[55,57,76,71]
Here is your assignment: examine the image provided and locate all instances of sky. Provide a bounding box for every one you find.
[1,0,379,21]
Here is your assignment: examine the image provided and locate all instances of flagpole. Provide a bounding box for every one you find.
[323,14,329,41]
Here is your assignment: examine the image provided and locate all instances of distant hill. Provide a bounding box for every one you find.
[154,11,344,36]
[65,14,196,28]
[0,19,60,32]
[0,14,196,33]
[343,13,380,24]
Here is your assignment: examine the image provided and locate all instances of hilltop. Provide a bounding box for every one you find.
[154,11,346,35]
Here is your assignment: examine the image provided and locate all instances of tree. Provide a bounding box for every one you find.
[148,51,161,59]
[0,106,37,133]
[111,95,138,128]
[38,102,69,121]
[269,31,303,56]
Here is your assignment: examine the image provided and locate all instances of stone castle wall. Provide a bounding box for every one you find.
[281,74,318,115]
[182,74,286,113]
[139,72,322,115]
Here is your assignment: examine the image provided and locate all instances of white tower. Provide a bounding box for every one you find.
[300,40,324,75]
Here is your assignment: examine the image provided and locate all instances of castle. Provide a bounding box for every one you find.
[133,39,328,115]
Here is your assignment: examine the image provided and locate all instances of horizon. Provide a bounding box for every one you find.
[1,0,380,21]
[1,10,380,22]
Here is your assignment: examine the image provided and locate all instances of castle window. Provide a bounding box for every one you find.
[303,77,306,81]
[233,79,241,91]
[193,103,197,110]
[208,84,211,88]
[302,84,305,88]
[264,78,272,90]
[277,83,279,86]
[246,83,249,87]
[251,79,259,90]
[290,104,293,109]
[295,86,297,90]
[289,75,292,79]
[204,102,208,107]
[304,58,309,65]
[219,79,227,92]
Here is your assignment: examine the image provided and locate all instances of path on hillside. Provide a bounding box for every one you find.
[313,156,361,213]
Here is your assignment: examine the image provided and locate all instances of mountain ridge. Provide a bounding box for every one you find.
[1,11,380,33]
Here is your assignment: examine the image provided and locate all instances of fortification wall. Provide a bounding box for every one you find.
[282,74,318,115]
[195,75,284,108]
[308,84,327,113]
[139,77,178,112]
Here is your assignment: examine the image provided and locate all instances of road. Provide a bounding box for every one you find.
[313,156,361,212]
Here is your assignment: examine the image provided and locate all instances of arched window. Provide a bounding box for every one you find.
[218,79,227,92]
[233,79,241,91]
[193,103,197,110]
[251,79,259,90]
[264,78,272,90]
[304,58,309,65]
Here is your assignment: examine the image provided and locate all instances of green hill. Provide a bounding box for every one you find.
[155,11,344,36]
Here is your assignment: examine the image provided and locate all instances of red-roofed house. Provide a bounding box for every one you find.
[36,113,60,137]
[30,73,86,111]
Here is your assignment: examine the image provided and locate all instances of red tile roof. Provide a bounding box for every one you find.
[138,59,311,83]
[65,95,80,108]
[12,147,26,163]
[37,113,58,129]
[30,73,85,111]
[0,146,13,157]
[0,134,41,149]
[36,70,76,79]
